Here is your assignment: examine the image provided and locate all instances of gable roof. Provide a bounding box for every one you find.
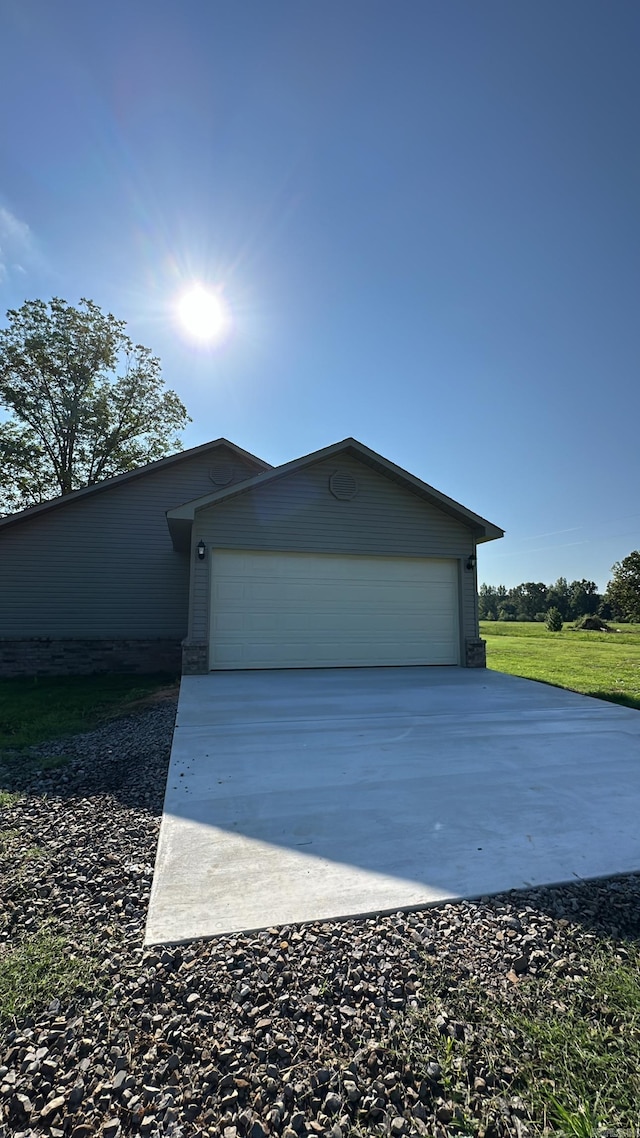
[0,439,271,532]
[166,437,504,547]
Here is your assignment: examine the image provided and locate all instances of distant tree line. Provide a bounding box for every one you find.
[479,551,640,624]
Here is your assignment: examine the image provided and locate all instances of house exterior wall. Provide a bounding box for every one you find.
[0,447,261,676]
[185,455,482,670]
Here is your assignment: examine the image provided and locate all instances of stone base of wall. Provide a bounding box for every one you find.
[0,639,181,678]
[465,637,487,668]
[181,641,209,675]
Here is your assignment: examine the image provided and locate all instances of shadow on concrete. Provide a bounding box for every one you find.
[144,668,640,943]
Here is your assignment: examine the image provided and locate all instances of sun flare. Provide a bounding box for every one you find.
[176,286,229,343]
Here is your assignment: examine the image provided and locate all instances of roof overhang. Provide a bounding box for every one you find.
[0,438,271,532]
[166,437,504,549]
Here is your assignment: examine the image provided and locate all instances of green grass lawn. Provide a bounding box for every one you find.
[0,673,178,754]
[482,621,640,711]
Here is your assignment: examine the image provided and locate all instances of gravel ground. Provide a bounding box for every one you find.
[1,698,640,1138]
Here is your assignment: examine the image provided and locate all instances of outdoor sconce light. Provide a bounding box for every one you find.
[466,554,477,572]
[197,540,206,561]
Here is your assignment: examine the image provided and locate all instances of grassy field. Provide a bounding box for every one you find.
[0,673,178,755]
[482,621,640,711]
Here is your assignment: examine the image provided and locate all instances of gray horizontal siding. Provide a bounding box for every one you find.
[193,455,479,645]
[189,560,211,642]
[0,448,259,640]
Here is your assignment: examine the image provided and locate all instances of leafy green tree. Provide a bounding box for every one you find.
[604,552,640,623]
[0,297,189,513]
[568,579,600,620]
[506,583,526,620]
[493,585,511,619]
[510,581,548,621]
[478,583,499,620]
[545,607,563,632]
[545,577,571,621]
[597,597,613,620]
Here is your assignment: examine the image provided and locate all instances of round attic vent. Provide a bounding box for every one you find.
[329,470,358,500]
[208,462,233,486]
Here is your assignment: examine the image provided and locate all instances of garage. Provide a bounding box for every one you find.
[169,438,504,673]
[209,549,460,669]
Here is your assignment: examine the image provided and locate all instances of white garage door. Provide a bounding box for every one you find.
[209,550,460,669]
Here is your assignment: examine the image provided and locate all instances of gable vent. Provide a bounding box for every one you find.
[329,470,358,500]
[209,462,234,486]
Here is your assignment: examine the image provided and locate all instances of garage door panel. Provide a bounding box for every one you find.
[223,581,447,608]
[212,608,456,637]
[216,580,246,602]
[214,637,458,668]
[210,550,460,669]
[215,612,245,633]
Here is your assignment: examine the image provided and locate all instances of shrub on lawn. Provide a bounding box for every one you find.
[545,607,563,632]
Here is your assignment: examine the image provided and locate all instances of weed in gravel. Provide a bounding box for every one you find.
[546,1097,603,1137]
[396,943,640,1135]
[34,752,73,770]
[0,827,19,851]
[0,927,100,1024]
[0,790,20,808]
[0,827,51,878]
[0,751,74,790]
[509,943,640,1129]
[19,843,50,863]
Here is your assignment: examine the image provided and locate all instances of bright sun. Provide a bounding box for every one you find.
[176,286,229,343]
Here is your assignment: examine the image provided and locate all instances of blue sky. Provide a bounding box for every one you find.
[1,0,638,590]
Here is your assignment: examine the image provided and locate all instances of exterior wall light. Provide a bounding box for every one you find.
[466,554,477,571]
[197,540,206,561]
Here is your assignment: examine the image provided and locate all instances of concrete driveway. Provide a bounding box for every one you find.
[145,667,640,944]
